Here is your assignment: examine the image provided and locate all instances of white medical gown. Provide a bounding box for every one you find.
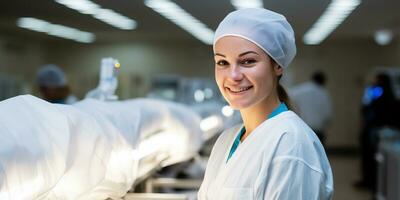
[198,111,333,200]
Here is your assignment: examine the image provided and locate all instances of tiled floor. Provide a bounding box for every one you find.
[329,155,373,200]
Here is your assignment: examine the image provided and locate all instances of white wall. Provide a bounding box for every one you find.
[45,41,215,99]
[1,34,400,148]
[0,35,47,95]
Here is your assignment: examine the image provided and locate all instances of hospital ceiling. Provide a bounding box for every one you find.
[0,0,399,45]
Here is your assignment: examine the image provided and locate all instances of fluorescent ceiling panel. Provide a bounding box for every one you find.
[231,0,263,9]
[55,0,137,30]
[145,0,214,45]
[303,0,361,45]
[17,17,95,43]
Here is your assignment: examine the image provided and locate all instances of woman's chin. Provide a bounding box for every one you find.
[227,101,251,110]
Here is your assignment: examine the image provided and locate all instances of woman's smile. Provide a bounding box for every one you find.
[225,85,254,95]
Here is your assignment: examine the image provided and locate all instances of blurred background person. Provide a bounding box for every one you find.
[36,64,77,104]
[356,72,400,191]
[290,71,332,145]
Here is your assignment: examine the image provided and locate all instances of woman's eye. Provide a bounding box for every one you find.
[216,60,229,66]
[241,59,256,65]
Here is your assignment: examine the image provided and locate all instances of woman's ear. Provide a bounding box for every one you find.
[274,64,283,76]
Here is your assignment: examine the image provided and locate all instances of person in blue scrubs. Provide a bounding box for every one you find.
[36,64,77,104]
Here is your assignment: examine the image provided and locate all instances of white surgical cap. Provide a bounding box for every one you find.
[36,64,67,87]
[213,8,296,68]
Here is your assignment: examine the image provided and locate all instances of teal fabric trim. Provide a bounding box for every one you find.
[268,102,288,119]
[226,102,288,162]
[226,126,246,162]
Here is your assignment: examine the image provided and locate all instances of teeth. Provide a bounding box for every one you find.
[229,86,251,93]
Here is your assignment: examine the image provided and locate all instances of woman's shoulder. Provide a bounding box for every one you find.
[282,111,321,134]
[215,123,243,145]
[273,112,320,147]
[265,111,312,136]
[268,111,330,171]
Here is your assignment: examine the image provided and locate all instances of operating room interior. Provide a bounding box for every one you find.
[0,0,400,199]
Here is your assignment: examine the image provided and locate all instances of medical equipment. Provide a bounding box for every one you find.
[86,57,120,101]
[147,74,181,101]
[375,128,400,200]
[148,75,241,137]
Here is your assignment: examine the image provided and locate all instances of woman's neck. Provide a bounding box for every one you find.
[239,96,281,141]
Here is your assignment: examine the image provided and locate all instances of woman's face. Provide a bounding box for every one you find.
[214,36,282,110]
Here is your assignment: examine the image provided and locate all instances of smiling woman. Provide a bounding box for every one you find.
[214,37,281,113]
[198,8,334,200]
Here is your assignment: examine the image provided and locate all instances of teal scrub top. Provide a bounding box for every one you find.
[226,102,289,162]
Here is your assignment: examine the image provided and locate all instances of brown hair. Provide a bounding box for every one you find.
[277,75,294,110]
[270,57,293,110]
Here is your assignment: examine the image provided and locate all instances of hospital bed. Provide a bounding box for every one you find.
[75,97,225,199]
[0,57,230,199]
[0,95,209,199]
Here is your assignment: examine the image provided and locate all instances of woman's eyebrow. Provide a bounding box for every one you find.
[215,51,259,57]
[214,53,225,57]
[239,51,259,57]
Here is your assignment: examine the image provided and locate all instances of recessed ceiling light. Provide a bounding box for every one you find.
[231,0,263,9]
[145,0,214,45]
[303,0,361,45]
[374,30,393,46]
[17,17,95,43]
[55,0,137,30]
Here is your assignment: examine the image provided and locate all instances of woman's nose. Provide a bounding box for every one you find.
[229,65,244,81]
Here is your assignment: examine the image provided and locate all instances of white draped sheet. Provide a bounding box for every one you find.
[0,95,203,199]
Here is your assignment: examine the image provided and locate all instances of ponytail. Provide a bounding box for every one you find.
[277,75,294,110]
[271,59,294,111]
